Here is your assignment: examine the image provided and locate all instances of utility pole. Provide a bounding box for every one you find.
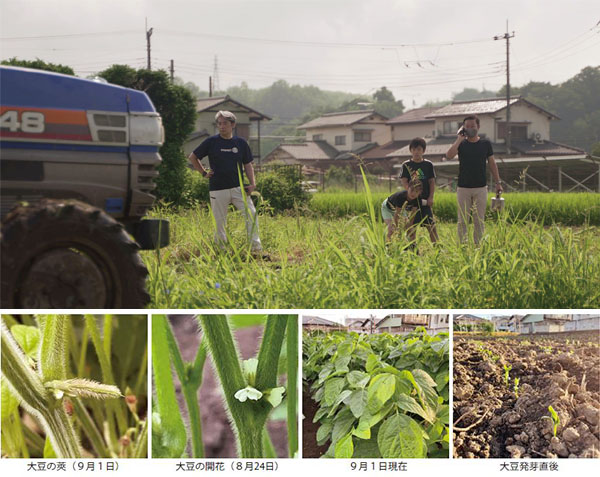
[213,55,220,92]
[494,22,515,154]
[209,76,213,97]
[146,19,153,70]
[170,59,174,81]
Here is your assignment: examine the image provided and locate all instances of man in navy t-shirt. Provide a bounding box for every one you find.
[188,110,262,253]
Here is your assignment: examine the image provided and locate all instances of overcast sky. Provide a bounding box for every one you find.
[1,0,598,108]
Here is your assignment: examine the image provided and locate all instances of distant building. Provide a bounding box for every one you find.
[454,314,488,330]
[491,315,512,332]
[376,314,448,335]
[564,314,600,332]
[388,97,592,191]
[518,314,572,334]
[302,316,347,332]
[184,95,271,160]
[263,110,395,173]
[297,110,391,153]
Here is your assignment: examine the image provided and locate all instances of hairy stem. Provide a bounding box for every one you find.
[1,319,81,458]
[255,316,288,391]
[164,320,205,458]
[286,315,298,457]
[152,315,187,458]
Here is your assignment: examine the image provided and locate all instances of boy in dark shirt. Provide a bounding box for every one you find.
[381,182,421,241]
[400,137,439,245]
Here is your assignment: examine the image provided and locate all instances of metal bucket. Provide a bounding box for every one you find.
[491,191,505,212]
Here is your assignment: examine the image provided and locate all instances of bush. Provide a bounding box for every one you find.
[256,168,311,212]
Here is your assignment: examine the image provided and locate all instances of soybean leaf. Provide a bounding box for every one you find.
[324,377,345,407]
[377,414,426,458]
[1,378,20,420]
[346,370,370,389]
[331,409,356,444]
[353,433,381,458]
[396,394,433,424]
[328,389,353,417]
[348,389,368,419]
[412,369,438,411]
[367,373,395,413]
[334,433,354,458]
[11,325,41,359]
[352,420,371,440]
[365,354,379,373]
[316,422,332,445]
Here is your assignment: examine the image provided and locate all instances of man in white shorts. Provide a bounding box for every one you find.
[188,111,262,253]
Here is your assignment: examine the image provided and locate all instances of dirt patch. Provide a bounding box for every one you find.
[302,384,328,458]
[453,332,600,458]
[169,315,288,458]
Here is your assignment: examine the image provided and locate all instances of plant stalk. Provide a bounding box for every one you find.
[286,315,298,457]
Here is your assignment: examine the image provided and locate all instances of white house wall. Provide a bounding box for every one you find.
[195,110,252,139]
[304,121,391,151]
[392,122,435,141]
[494,103,552,141]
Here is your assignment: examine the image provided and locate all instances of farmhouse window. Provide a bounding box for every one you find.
[443,120,461,134]
[335,135,346,145]
[497,122,528,140]
[312,134,323,140]
[354,130,372,142]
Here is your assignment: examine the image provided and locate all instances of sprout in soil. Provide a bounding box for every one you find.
[503,364,512,387]
[513,377,520,398]
[548,405,560,437]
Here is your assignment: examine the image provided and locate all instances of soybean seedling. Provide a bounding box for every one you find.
[503,364,512,387]
[513,377,520,398]
[548,405,560,437]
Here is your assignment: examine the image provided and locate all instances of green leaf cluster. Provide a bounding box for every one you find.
[303,329,449,458]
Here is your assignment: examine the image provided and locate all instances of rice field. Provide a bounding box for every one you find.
[310,192,600,225]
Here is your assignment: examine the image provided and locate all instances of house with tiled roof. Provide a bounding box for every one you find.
[184,95,271,159]
[387,106,439,141]
[263,110,393,172]
[386,97,593,191]
[297,110,391,152]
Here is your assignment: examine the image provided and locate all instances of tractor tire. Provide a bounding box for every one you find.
[1,199,150,309]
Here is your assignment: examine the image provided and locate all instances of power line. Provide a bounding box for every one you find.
[0,30,138,40]
[159,29,495,49]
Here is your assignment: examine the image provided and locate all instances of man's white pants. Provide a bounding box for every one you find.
[209,187,262,251]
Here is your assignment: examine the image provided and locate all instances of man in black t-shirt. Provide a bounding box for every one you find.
[188,110,262,253]
[400,137,439,245]
[445,115,503,244]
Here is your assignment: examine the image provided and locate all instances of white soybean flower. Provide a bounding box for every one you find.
[234,386,263,402]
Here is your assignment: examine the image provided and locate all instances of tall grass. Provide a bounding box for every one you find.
[310,191,600,225]
[144,204,600,309]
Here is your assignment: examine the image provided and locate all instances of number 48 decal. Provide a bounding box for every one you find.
[0,110,45,133]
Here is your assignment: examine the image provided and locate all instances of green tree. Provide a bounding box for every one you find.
[374,86,395,103]
[590,142,600,158]
[99,65,197,204]
[452,87,497,101]
[1,57,75,75]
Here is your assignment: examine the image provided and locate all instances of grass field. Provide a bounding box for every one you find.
[144,201,600,309]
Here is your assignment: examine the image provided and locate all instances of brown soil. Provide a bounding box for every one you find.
[169,315,288,458]
[302,385,328,458]
[453,331,600,459]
